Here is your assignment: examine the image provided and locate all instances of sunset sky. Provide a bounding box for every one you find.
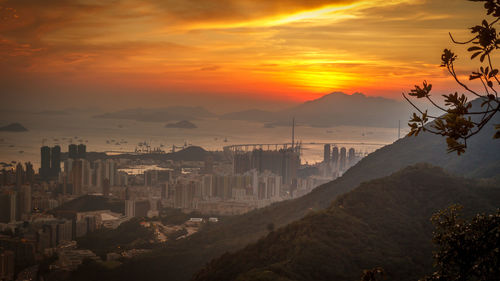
[0,0,488,111]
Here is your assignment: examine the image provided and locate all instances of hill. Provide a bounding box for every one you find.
[221,92,410,128]
[51,195,124,219]
[165,120,197,129]
[77,218,155,258]
[192,164,500,281]
[0,123,28,132]
[71,99,500,281]
[165,146,209,161]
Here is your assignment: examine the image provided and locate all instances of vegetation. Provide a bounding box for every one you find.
[76,218,155,258]
[404,0,500,154]
[50,195,124,219]
[361,267,385,281]
[191,165,500,281]
[421,205,500,281]
[158,207,200,225]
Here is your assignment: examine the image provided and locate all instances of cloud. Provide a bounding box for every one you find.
[0,0,488,110]
[151,0,357,23]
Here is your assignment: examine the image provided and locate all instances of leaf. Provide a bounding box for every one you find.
[467,46,482,51]
[494,124,500,139]
[480,53,487,62]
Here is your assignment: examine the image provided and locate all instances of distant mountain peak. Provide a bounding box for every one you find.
[221,91,407,128]
[0,123,28,132]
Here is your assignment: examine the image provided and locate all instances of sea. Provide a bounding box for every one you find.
[0,110,401,170]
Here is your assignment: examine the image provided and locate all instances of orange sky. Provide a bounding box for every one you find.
[0,0,491,111]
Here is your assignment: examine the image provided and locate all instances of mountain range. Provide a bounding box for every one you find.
[193,164,500,281]
[94,92,411,128]
[221,92,410,128]
[71,98,500,281]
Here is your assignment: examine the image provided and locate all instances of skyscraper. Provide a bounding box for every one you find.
[25,162,34,183]
[71,160,83,195]
[323,144,331,163]
[68,144,78,159]
[331,147,339,165]
[339,147,347,172]
[77,144,86,159]
[40,146,51,179]
[0,250,15,281]
[0,192,15,223]
[17,185,31,220]
[15,163,24,188]
[105,159,116,186]
[348,148,356,167]
[50,145,61,177]
[102,178,110,197]
[125,200,135,217]
[331,147,339,176]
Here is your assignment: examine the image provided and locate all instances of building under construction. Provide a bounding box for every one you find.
[233,145,300,187]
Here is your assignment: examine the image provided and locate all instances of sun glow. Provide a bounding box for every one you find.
[0,0,481,107]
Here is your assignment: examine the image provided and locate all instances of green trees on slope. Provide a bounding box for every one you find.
[421,205,500,281]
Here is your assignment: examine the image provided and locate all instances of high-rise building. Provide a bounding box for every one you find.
[125,200,135,217]
[102,178,110,197]
[68,144,78,159]
[161,183,169,201]
[323,144,331,163]
[125,187,131,200]
[56,220,73,244]
[82,160,91,187]
[16,185,31,220]
[15,163,24,188]
[135,200,150,217]
[233,147,299,186]
[94,160,103,188]
[339,147,347,172]
[104,159,116,186]
[348,148,356,168]
[0,250,15,281]
[71,160,83,195]
[0,192,17,223]
[116,171,128,187]
[331,146,339,171]
[144,170,158,187]
[40,146,51,179]
[25,162,34,183]
[77,144,86,159]
[51,145,61,177]
[204,155,214,174]
[0,192,14,223]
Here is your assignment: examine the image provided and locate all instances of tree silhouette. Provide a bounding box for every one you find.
[420,205,500,281]
[361,267,385,281]
[403,0,500,154]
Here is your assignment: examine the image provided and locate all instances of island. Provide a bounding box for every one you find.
[0,123,28,132]
[165,120,197,129]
